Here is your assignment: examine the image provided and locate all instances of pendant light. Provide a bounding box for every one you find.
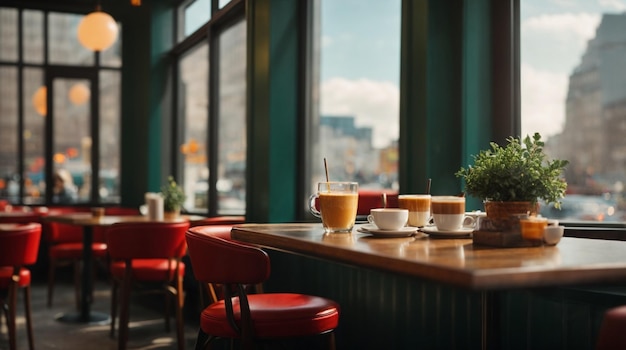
[77,4,119,52]
[68,83,90,105]
[32,86,47,116]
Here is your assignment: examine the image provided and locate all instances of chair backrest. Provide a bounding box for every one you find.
[106,221,190,260]
[0,223,42,266]
[0,213,41,224]
[186,225,270,285]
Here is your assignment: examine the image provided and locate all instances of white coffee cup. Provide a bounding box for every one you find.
[367,208,408,231]
[430,196,475,231]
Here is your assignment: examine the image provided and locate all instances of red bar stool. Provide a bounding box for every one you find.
[185,225,340,350]
[596,305,626,350]
[106,221,190,350]
[0,223,42,350]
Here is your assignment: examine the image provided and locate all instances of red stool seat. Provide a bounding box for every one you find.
[596,305,626,350]
[201,293,339,338]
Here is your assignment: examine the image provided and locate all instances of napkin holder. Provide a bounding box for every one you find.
[145,192,164,221]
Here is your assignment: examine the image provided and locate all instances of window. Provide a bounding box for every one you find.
[310,0,401,193]
[174,0,246,216]
[0,7,122,205]
[521,1,626,223]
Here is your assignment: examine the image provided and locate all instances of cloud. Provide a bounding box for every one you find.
[521,12,601,70]
[320,78,399,148]
[522,12,600,41]
[598,0,626,11]
[521,11,602,137]
[521,63,568,138]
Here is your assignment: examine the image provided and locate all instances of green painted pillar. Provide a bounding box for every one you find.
[118,2,173,208]
[246,0,300,223]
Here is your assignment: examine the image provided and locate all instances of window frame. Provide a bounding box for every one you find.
[0,4,121,206]
[170,0,245,217]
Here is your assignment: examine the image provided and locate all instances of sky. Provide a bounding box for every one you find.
[319,0,626,147]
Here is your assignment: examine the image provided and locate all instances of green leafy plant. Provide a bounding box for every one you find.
[161,176,186,212]
[455,133,569,208]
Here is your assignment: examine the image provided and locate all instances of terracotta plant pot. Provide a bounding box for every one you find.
[483,201,538,220]
[164,209,180,219]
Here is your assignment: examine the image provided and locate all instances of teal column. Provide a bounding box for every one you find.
[425,0,464,196]
[462,0,493,210]
[119,2,173,208]
[399,0,429,194]
[246,0,299,223]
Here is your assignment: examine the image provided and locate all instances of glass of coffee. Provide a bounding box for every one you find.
[431,196,475,231]
[398,194,431,227]
[309,182,359,233]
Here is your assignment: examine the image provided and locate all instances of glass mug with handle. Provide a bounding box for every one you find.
[309,182,359,233]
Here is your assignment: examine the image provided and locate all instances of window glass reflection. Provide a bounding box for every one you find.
[23,10,44,64]
[217,19,246,215]
[52,79,91,204]
[0,8,18,62]
[0,67,18,202]
[521,1,626,223]
[100,71,121,202]
[23,68,46,204]
[184,0,211,38]
[49,12,94,66]
[179,42,209,212]
[312,0,401,193]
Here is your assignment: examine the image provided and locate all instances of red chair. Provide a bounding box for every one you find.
[185,225,340,350]
[106,221,190,350]
[0,223,42,350]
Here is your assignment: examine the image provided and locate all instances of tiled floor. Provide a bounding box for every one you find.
[0,278,201,350]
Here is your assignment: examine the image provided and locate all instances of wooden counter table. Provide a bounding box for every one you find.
[231,223,626,349]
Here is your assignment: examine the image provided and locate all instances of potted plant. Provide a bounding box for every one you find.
[161,176,186,218]
[455,133,569,219]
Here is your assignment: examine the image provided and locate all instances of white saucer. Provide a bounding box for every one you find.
[420,226,473,237]
[358,225,418,237]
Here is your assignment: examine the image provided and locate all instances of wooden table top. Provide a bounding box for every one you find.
[43,213,205,227]
[231,223,626,291]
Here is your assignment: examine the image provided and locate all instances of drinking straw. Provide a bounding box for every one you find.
[426,178,432,194]
[324,158,330,182]
[324,158,330,191]
[382,193,387,208]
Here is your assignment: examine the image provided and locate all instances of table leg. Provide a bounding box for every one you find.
[56,226,110,324]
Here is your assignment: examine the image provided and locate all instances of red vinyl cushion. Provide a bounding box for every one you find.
[49,242,108,259]
[357,189,399,215]
[110,259,185,281]
[596,305,626,350]
[0,267,31,288]
[201,293,340,338]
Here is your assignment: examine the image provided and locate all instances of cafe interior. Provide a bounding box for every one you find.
[2,0,626,349]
